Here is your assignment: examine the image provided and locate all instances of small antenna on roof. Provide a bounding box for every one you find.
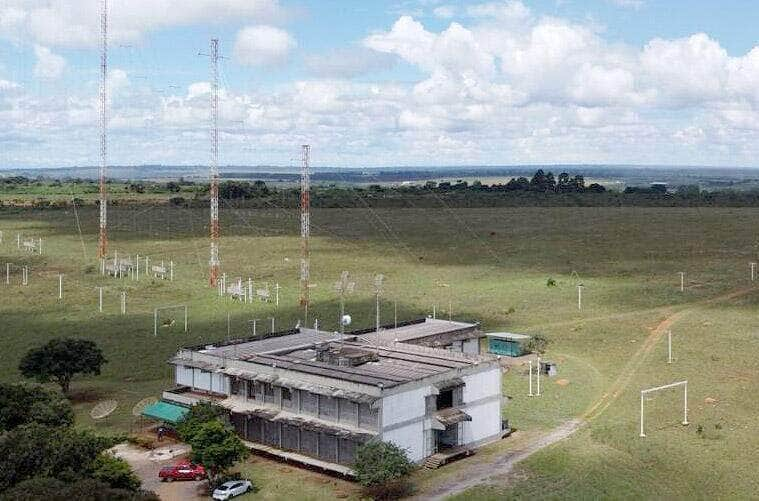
[374,274,385,354]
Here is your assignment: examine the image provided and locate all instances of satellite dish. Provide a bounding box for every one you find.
[341,314,352,327]
[132,396,158,417]
[90,399,118,420]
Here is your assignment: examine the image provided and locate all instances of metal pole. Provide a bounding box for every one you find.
[577,285,583,310]
[433,304,436,319]
[248,277,252,304]
[679,272,684,292]
[98,287,103,313]
[270,317,275,333]
[668,330,672,364]
[120,291,126,314]
[6,263,9,285]
[639,392,645,437]
[136,254,139,281]
[58,274,63,300]
[394,301,397,329]
[184,306,188,332]
[154,308,158,337]
[170,261,174,281]
[683,382,689,425]
[536,356,541,396]
[751,262,756,282]
[275,283,280,306]
[528,360,533,396]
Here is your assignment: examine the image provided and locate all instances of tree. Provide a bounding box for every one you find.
[1,477,158,501]
[0,383,73,431]
[186,420,248,484]
[0,423,116,491]
[176,402,227,443]
[91,454,141,491]
[19,338,107,394]
[354,441,414,499]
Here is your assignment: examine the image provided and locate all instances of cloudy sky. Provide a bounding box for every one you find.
[2,0,759,168]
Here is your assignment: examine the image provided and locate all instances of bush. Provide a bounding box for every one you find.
[354,441,414,499]
[526,334,550,354]
[91,454,141,491]
[0,383,74,432]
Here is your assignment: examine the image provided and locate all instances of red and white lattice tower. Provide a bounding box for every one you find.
[208,38,221,287]
[300,145,311,323]
[97,0,108,259]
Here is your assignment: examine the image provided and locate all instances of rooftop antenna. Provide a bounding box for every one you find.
[374,274,385,353]
[300,145,311,324]
[207,38,221,287]
[334,271,355,336]
[97,0,109,259]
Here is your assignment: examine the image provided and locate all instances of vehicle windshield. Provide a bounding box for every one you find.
[216,486,229,491]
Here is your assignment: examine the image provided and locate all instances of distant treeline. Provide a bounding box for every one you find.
[6,170,759,208]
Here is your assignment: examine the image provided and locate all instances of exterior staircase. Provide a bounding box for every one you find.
[423,446,475,469]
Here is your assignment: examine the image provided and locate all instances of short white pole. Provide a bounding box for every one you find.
[577,285,583,310]
[679,272,684,292]
[667,330,672,364]
[58,274,63,300]
[136,254,140,281]
[640,392,645,437]
[227,312,231,337]
[170,261,174,281]
[38,238,42,255]
[154,309,158,337]
[536,356,541,396]
[252,318,257,337]
[0,230,2,243]
[145,256,150,277]
[270,317,275,333]
[22,266,28,286]
[751,262,756,282]
[184,306,188,332]
[16,233,20,249]
[433,304,437,319]
[275,283,280,306]
[528,360,534,396]
[121,291,126,315]
[101,258,105,275]
[682,382,689,425]
[248,278,252,304]
[98,287,103,313]
[6,263,9,285]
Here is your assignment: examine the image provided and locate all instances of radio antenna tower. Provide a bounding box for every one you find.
[300,145,311,324]
[208,38,221,286]
[97,0,108,259]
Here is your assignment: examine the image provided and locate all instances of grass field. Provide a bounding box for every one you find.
[2,204,758,499]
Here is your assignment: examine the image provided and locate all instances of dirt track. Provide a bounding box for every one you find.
[418,286,756,500]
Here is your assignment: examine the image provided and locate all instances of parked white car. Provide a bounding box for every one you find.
[212,480,253,500]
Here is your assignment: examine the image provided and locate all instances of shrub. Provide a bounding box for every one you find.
[526,334,550,355]
[354,441,414,499]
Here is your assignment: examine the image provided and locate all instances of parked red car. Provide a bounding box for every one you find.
[158,461,207,482]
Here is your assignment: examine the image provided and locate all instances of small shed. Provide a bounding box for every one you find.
[486,332,531,357]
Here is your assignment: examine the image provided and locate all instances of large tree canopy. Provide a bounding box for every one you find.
[18,338,107,394]
[0,383,73,431]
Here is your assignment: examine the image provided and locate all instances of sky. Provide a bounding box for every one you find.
[2,0,759,169]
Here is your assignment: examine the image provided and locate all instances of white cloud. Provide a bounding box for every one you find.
[608,0,644,9]
[33,45,66,79]
[233,25,295,67]
[304,47,396,78]
[0,0,285,48]
[466,1,531,22]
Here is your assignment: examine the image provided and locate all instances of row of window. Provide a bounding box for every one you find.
[229,377,378,430]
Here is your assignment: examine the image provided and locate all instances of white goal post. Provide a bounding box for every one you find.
[154,305,188,337]
[639,380,688,438]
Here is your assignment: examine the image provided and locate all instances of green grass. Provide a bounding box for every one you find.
[2,206,759,499]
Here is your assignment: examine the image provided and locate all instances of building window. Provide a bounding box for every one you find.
[437,389,453,410]
[281,387,292,402]
[247,381,256,399]
[263,383,274,396]
[230,378,242,395]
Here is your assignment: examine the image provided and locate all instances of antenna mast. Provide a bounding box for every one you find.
[208,38,221,287]
[97,0,108,259]
[300,145,311,323]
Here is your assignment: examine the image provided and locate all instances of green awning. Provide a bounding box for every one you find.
[141,401,189,424]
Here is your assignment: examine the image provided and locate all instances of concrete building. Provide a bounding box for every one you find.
[162,320,506,474]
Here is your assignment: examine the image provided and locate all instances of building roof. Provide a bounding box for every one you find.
[173,327,495,391]
[486,332,531,341]
[141,400,189,424]
[356,318,479,345]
